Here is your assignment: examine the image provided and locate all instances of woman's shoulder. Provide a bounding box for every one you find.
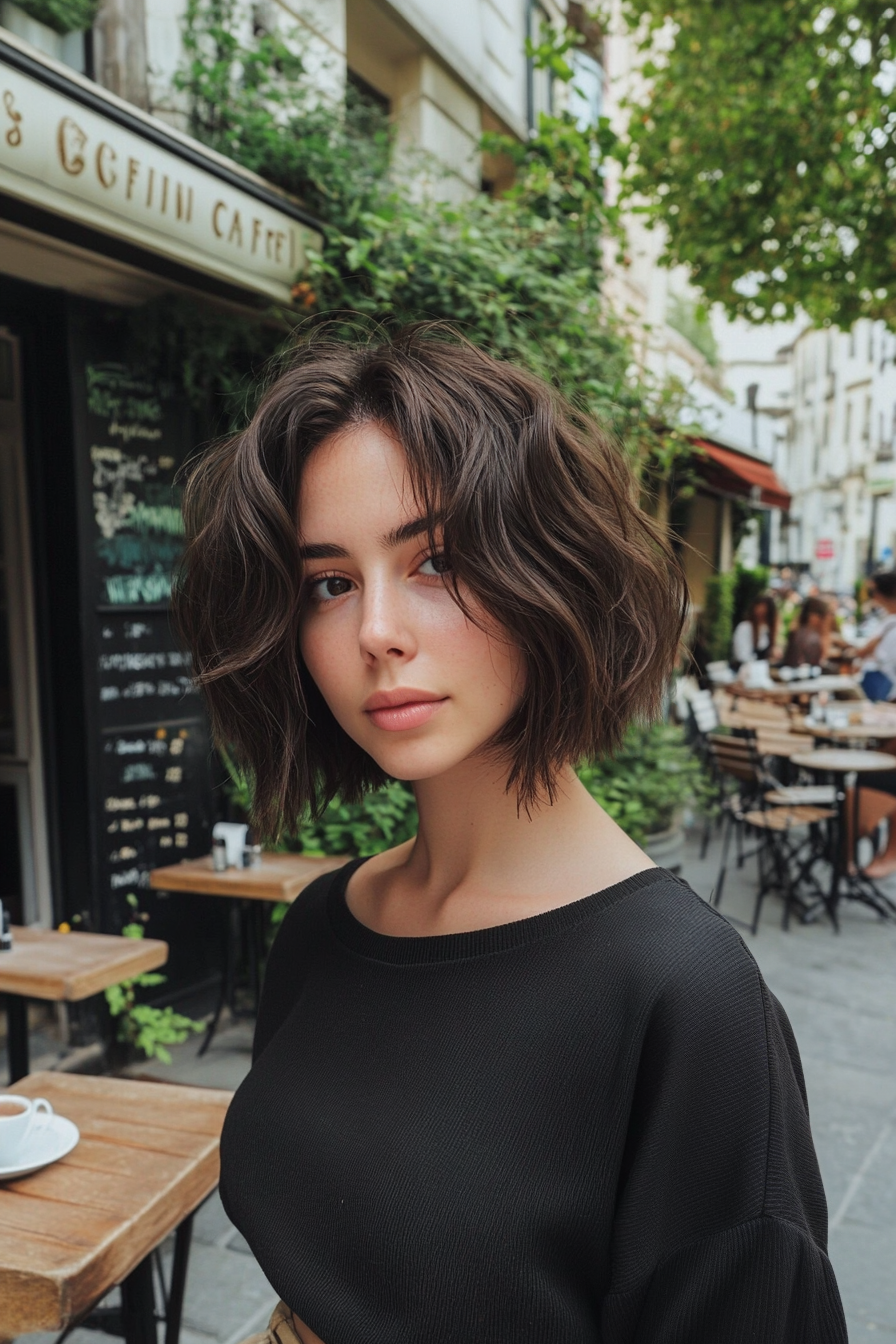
[269,857,361,950]
[594,869,767,1025]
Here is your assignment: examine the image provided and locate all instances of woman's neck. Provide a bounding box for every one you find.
[351,757,652,937]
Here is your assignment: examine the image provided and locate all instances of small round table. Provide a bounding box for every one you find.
[790,749,896,926]
[802,723,896,746]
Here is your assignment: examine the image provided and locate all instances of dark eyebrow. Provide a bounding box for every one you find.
[297,542,349,560]
[298,516,439,561]
[383,515,437,548]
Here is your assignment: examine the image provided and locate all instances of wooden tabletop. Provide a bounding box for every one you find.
[0,1071,231,1335]
[790,749,896,773]
[149,851,351,902]
[804,722,895,742]
[732,676,860,700]
[0,929,168,1002]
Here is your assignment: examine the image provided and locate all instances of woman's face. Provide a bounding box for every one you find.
[298,422,524,784]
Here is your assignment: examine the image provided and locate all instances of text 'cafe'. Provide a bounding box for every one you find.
[0,27,321,992]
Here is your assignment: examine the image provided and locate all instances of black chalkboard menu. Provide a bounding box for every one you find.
[69,307,218,983]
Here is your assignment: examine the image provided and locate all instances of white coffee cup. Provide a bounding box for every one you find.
[0,1095,53,1163]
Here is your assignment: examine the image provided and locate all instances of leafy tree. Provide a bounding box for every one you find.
[619,0,896,328]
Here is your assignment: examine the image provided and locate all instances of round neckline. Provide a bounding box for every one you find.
[327,858,672,965]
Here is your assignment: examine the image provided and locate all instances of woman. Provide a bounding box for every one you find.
[782,595,832,668]
[176,329,845,1343]
[851,571,896,700]
[731,593,779,667]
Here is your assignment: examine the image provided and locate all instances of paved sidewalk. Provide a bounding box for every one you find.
[15,827,896,1341]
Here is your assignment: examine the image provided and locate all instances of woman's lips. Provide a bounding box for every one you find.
[366,699,448,731]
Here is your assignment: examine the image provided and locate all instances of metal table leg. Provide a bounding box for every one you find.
[164,1212,194,1344]
[120,1253,157,1344]
[198,902,237,1057]
[4,993,29,1083]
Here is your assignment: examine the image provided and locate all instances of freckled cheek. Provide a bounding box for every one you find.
[299,614,358,709]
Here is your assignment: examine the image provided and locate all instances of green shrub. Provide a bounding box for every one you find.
[703,571,737,663]
[104,894,204,1063]
[577,722,713,845]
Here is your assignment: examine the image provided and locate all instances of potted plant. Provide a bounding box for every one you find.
[577,722,713,873]
[103,894,204,1067]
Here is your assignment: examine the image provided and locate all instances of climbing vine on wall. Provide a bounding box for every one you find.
[130,0,695,485]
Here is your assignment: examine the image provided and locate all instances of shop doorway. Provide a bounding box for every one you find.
[0,331,52,926]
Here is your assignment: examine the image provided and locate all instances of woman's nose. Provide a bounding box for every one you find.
[358,579,417,663]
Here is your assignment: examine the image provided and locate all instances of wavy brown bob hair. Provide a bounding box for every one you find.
[174,326,688,837]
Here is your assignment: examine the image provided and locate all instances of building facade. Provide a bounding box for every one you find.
[0,0,793,962]
[0,0,578,968]
[779,322,896,592]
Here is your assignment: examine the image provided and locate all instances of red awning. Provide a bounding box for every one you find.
[692,439,791,511]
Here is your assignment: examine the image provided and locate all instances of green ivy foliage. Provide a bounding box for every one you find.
[703,570,738,664]
[104,894,204,1063]
[14,0,98,33]
[150,0,693,474]
[619,0,896,328]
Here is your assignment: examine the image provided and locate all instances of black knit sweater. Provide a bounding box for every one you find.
[220,860,847,1343]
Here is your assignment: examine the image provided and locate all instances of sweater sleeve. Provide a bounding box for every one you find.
[600,927,847,1343]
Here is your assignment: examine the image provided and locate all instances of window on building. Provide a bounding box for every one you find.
[868,322,875,364]
[347,69,391,119]
[849,326,856,358]
[568,51,604,130]
[527,0,554,131]
[845,400,852,447]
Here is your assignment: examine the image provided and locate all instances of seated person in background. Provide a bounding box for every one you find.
[782,596,831,668]
[731,593,779,666]
[848,571,896,701]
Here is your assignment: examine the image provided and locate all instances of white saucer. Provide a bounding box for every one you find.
[0,1114,80,1180]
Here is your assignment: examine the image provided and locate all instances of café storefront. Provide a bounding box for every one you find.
[0,29,321,993]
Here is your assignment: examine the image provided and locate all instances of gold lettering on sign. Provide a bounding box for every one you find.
[212,200,226,238]
[228,210,243,246]
[251,217,262,253]
[146,166,155,209]
[57,117,87,175]
[3,91,22,148]
[126,157,139,200]
[96,141,117,188]
[160,173,169,214]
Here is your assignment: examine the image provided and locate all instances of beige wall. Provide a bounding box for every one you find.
[680,492,721,611]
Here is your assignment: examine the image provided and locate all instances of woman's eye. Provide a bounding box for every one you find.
[419,553,451,577]
[309,575,353,602]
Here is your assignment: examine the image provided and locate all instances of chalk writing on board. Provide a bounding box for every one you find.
[98,651,190,671]
[86,363,164,424]
[122,763,156,783]
[99,676,193,702]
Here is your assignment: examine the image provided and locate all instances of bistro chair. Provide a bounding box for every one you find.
[707,732,836,933]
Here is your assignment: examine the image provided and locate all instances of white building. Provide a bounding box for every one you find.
[712,314,896,594]
[778,322,896,592]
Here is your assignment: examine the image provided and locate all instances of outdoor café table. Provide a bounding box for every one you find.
[790,748,896,926]
[150,853,349,1054]
[803,721,896,746]
[0,927,168,1085]
[0,1070,230,1344]
[731,675,861,703]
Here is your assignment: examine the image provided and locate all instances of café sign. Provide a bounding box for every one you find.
[0,37,321,302]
